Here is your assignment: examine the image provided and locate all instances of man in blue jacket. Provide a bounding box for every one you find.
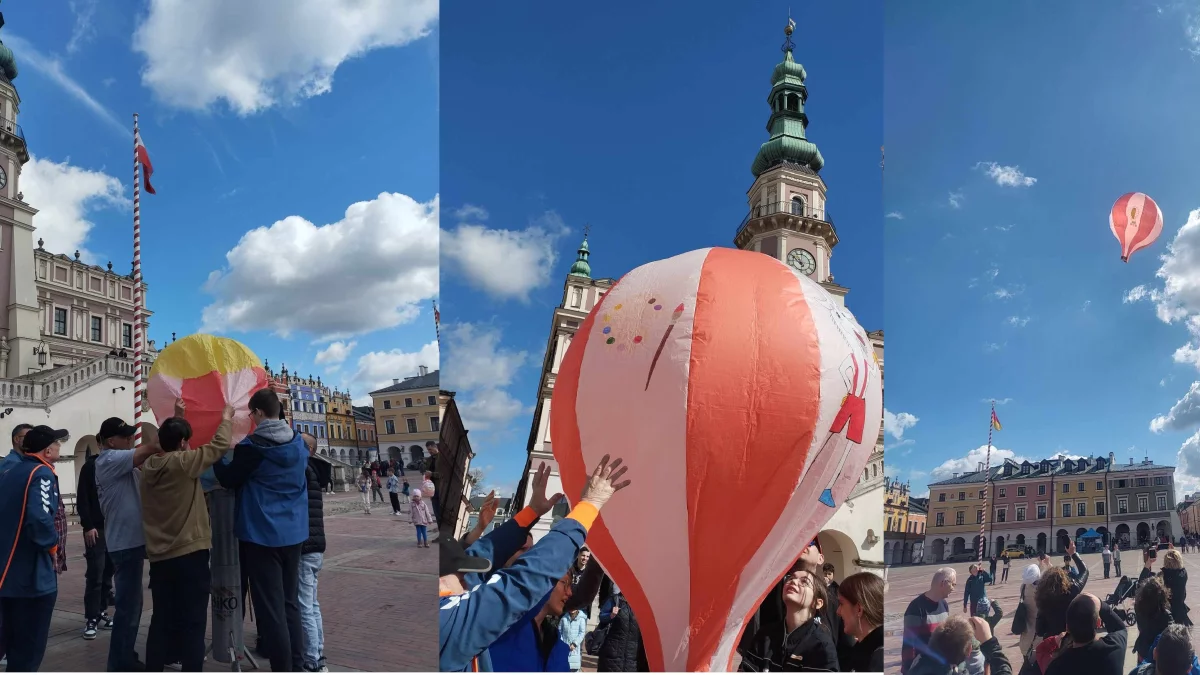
[213,388,309,673]
[439,456,632,672]
[0,425,68,671]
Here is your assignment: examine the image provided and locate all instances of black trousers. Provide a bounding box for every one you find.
[389,492,402,513]
[242,542,304,672]
[83,530,115,621]
[0,592,56,672]
[145,550,211,672]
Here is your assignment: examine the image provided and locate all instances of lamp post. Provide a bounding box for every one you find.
[32,343,47,367]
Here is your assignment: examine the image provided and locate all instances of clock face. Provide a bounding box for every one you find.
[0,166,8,190]
[787,248,816,276]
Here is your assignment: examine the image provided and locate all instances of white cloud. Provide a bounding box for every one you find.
[992,287,1021,300]
[458,388,532,433]
[983,342,1004,353]
[1178,430,1200,489]
[948,191,964,209]
[347,340,439,405]
[133,0,438,115]
[986,266,1000,280]
[990,224,1013,232]
[1150,381,1200,433]
[931,445,1023,481]
[975,161,1038,188]
[201,192,438,340]
[21,156,128,261]
[4,35,127,137]
[441,210,571,302]
[452,204,489,221]
[442,323,533,432]
[66,0,98,54]
[315,340,357,366]
[1083,300,1092,311]
[886,212,904,220]
[982,398,1013,405]
[1124,285,1150,303]
[886,438,915,453]
[883,409,919,439]
[1006,316,1031,328]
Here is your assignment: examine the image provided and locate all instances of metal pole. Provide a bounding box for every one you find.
[132,113,144,445]
[978,401,995,561]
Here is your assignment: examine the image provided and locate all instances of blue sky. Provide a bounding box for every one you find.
[441,1,883,496]
[10,0,438,405]
[885,0,1200,498]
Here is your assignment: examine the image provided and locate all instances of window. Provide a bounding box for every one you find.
[1016,507,1026,521]
[979,490,985,498]
[428,395,436,406]
[1156,477,1167,485]
[430,417,440,432]
[996,508,1006,523]
[405,398,413,408]
[1076,503,1086,517]
[1118,498,1128,514]
[937,513,945,527]
[1017,487,1026,497]
[1097,481,1104,490]
[1139,496,1149,512]
[1039,485,1047,495]
[976,510,984,524]
[1096,501,1105,516]
[1062,483,1070,493]
[122,324,133,348]
[1062,503,1071,517]
[1037,505,1047,519]
[1078,482,1085,492]
[998,488,1006,498]
[406,418,418,434]
[90,316,102,342]
[1158,496,1167,510]
[790,196,804,215]
[959,492,965,501]
[385,420,396,435]
[1138,478,1148,487]
[887,517,892,531]
[938,493,946,502]
[956,512,964,525]
[1117,479,1127,488]
[53,308,67,335]
[384,400,391,409]
[303,424,310,434]
[294,402,300,411]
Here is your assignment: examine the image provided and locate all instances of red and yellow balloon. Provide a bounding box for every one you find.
[146,334,269,447]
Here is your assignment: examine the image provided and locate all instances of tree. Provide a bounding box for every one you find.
[467,468,488,498]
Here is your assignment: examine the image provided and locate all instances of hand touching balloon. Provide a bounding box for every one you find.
[580,455,631,510]
[529,462,565,517]
[174,398,186,419]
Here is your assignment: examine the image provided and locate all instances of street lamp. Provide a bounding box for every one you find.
[32,344,47,367]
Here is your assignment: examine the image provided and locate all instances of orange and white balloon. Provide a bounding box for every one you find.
[1111,192,1163,262]
[551,247,882,671]
[146,334,269,447]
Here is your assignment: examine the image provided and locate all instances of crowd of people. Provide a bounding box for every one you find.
[0,388,333,672]
[901,539,1199,675]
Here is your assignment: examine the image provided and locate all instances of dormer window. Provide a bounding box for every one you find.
[791,196,805,216]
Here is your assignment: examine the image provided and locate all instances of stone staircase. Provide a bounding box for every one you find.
[0,354,137,408]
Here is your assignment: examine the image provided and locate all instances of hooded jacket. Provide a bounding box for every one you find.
[212,419,309,548]
[140,420,232,563]
[738,618,839,672]
[302,457,326,555]
[77,452,104,532]
[0,454,60,597]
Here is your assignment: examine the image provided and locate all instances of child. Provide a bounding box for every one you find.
[739,563,838,671]
[387,471,402,516]
[356,471,372,515]
[421,472,436,526]
[410,489,434,548]
[559,608,589,672]
[402,479,411,496]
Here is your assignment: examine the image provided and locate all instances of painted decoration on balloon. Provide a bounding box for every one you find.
[146,334,269,448]
[551,247,882,672]
[1110,192,1163,262]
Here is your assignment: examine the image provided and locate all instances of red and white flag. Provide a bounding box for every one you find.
[135,129,155,195]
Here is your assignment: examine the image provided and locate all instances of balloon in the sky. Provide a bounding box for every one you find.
[146,334,269,447]
[551,247,883,672]
[1111,192,1163,263]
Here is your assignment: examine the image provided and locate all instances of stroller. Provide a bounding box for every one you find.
[1104,575,1139,627]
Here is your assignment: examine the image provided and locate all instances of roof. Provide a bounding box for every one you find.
[369,370,439,395]
[908,498,929,516]
[469,496,513,511]
[929,455,1175,487]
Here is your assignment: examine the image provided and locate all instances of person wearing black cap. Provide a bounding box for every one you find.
[78,428,116,641]
[0,425,69,671]
[93,416,162,672]
[439,455,632,672]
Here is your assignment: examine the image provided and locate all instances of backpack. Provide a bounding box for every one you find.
[1011,585,1028,635]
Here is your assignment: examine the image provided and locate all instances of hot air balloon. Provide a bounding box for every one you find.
[1111,192,1163,262]
[146,334,269,448]
[550,247,883,671]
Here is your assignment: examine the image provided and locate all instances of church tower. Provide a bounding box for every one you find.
[0,9,44,376]
[734,20,847,307]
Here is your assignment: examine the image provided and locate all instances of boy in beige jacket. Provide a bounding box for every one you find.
[140,399,234,672]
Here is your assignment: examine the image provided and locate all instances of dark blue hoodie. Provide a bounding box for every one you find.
[212,419,309,547]
[488,593,572,672]
[0,454,60,597]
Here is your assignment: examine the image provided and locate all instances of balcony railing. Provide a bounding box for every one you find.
[736,200,836,239]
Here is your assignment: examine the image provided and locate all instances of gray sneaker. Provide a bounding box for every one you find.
[83,619,99,640]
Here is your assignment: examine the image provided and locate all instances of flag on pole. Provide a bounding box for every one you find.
[135,129,155,194]
[991,410,1002,431]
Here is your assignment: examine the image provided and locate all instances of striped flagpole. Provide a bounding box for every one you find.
[433,299,440,349]
[132,113,144,446]
[978,401,996,561]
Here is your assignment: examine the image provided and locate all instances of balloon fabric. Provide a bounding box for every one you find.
[550,247,883,671]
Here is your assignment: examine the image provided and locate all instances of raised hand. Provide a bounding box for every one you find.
[478,490,499,528]
[529,462,565,516]
[221,405,235,421]
[174,398,187,419]
[580,455,631,510]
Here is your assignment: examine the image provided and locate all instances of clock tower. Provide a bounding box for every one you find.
[734,20,847,307]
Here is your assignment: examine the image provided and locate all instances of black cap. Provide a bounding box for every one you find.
[98,417,137,441]
[22,426,69,453]
[439,537,492,577]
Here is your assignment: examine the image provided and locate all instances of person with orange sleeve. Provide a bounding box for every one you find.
[0,426,70,671]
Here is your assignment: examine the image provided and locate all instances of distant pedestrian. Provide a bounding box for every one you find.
[370,470,384,504]
[410,489,433,548]
[988,555,998,585]
[1113,544,1123,577]
[1102,545,1112,578]
[357,472,371,515]
[297,433,328,673]
[402,479,411,496]
[1001,556,1010,583]
[386,470,402,516]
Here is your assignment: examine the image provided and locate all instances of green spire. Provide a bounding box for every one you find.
[568,233,591,278]
[751,20,822,177]
[0,7,17,82]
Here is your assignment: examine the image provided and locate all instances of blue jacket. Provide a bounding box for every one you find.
[488,594,572,672]
[440,517,587,672]
[0,454,60,597]
[213,428,309,547]
[560,611,589,670]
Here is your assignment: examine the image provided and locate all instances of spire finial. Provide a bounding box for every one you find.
[583,223,591,239]
[783,15,796,53]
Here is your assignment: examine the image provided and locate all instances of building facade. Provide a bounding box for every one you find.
[436,394,476,537]
[371,367,444,468]
[264,361,293,427]
[1107,453,1180,548]
[326,388,358,461]
[352,405,377,463]
[885,479,924,565]
[290,376,329,454]
[511,31,885,580]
